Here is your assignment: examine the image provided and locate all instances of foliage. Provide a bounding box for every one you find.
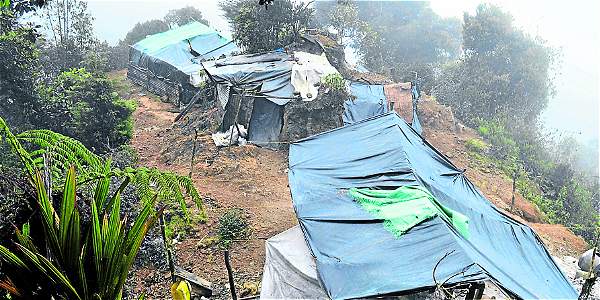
[0,117,205,223]
[465,138,488,153]
[0,21,41,132]
[327,1,461,91]
[37,0,99,74]
[470,116,599,240]
[434,4,557,127]
[221,0,314,53]
[0,165,160,299]
[121,19,169,47]
[164,6,208,27]
[321,73,345,91]
[314,0,365,45]
[36,68,136,153]
[217,208,250,249]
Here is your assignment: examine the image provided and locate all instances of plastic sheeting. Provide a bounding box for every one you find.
[131,22,238,76]
[202,52,295,106]
[247,98,284,146]
[343,82,388,125]
[288,113,577,300]
[291,52,339,101]
[260,226,329,300]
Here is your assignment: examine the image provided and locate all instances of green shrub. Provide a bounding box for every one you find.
[217,208,250,248]
[465,138,488,153]
[321,73,346,91]
[37,68,136,153]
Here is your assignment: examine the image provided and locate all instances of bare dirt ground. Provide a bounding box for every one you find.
[125,81,587,299]
[128,94,295,299]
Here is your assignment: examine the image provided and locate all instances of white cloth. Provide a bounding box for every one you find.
[291,51,339,102]
[211,124,247,147]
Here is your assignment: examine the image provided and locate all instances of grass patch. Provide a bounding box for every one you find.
[465,138,488,153]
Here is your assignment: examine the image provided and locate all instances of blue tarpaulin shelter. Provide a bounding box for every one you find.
[288,113,577,299]
[130,21,238,76]
[128,22,239,103]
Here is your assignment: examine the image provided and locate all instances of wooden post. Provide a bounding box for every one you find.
[189,128,199,178]
[160,214,176,283]
[510,168,517,212]
[224,250,237,300]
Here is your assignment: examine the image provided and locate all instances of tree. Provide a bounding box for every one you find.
[221,0,314,53]
[36,68,136,153]
[434,4,556,127]
[38,0,98,74]
[315,0,364,45]
[0,25,42,131]
[121,19,169,46]
[317,1,461,90]
[164,6,208,27]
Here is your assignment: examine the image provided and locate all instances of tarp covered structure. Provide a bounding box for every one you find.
[202,51,340,146]
[128,22,238,103]
[202,52,295,106]
[130,21,238,76]
[288,113,577,299]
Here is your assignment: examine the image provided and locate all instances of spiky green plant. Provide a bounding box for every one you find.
[0,117,205,222]
[0,166,160,299]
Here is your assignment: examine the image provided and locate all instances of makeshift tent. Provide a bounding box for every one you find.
[201,51,339,146]
[128,22,238,103]
[288,113,577,299]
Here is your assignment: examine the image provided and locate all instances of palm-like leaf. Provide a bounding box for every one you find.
[0,166,162,299]
[0,116,205,222]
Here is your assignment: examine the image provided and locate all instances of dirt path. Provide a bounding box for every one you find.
[129,96,295,299]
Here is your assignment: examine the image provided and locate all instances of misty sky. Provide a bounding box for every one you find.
[86,0,599,146]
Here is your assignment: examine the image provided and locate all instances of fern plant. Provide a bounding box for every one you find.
[0,117,205,222]
[0,166,158,299]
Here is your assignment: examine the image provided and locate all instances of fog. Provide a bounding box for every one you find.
[87,0,599,147]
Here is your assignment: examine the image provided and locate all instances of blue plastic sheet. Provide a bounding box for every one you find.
[288,113,577,300]
[202,52,295,106]
[131,22,238,76]
[343,82,388,125]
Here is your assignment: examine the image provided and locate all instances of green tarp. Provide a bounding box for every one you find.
[349,186,470,239]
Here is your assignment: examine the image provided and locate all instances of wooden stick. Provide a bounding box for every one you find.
[160,214,176,283]
[224,250,237,300]
[189,128,199,178]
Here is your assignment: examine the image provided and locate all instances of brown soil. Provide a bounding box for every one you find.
[126,83,588,299]
[128,95,295,299]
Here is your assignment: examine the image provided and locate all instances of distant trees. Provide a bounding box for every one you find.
[221,0,314,52]
[38,0,99,74]
[315,1,461,91]
[0,20,41,131]
[164,6,209,27]
[1,3,136,153]
[434,4,557,127]
[121,19,170,46]
[314,0,365,46]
